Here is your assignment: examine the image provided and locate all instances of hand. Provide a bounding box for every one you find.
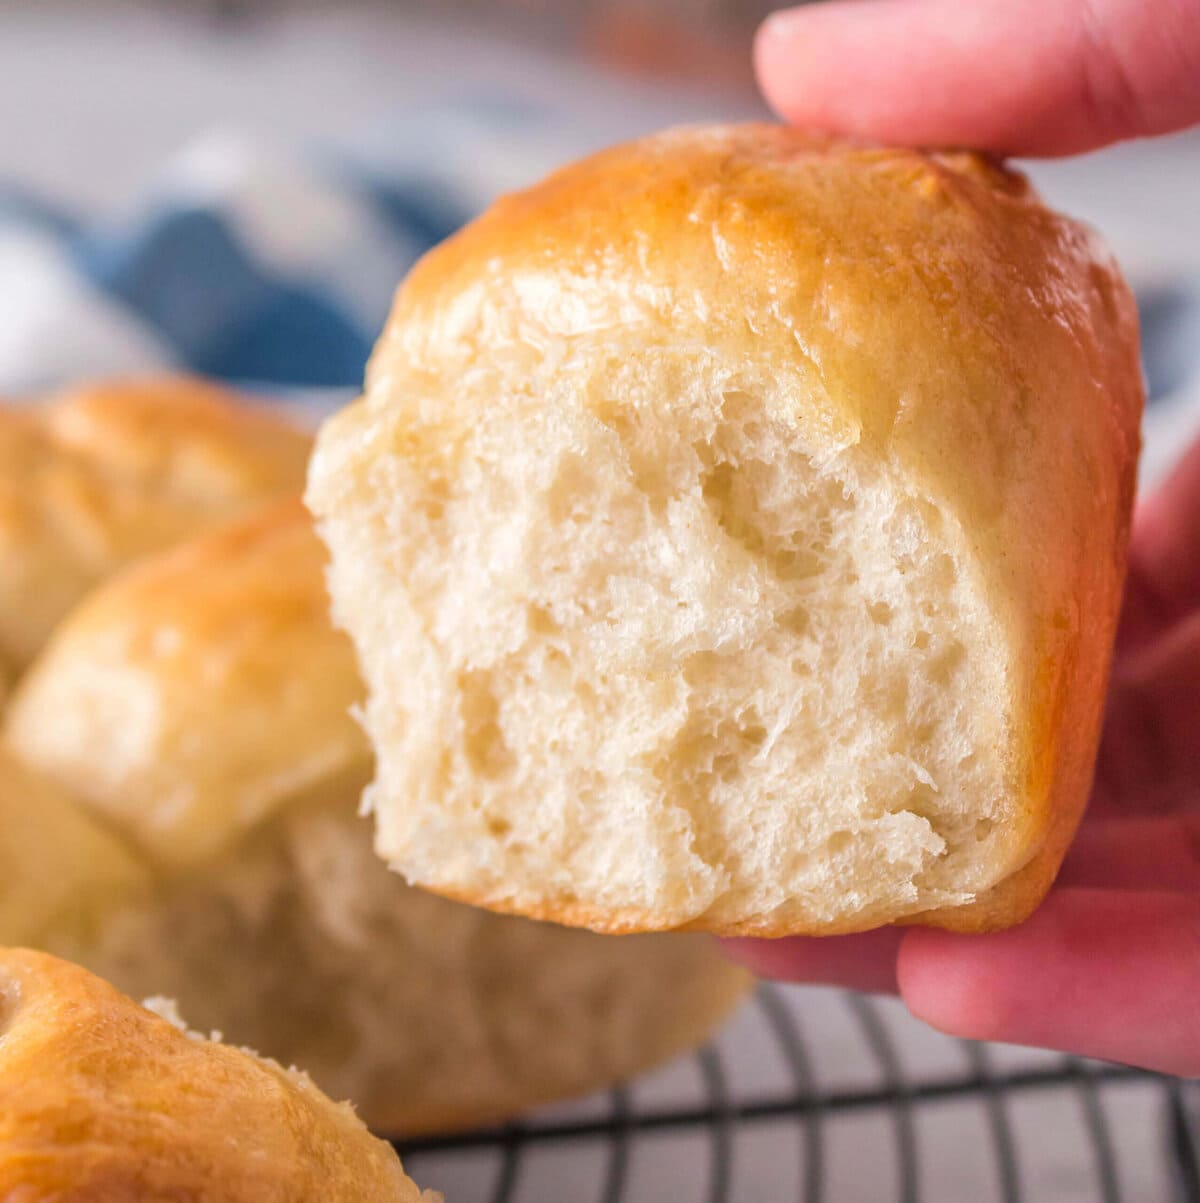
[728,0,1200,1076]
[755,0,1200,156]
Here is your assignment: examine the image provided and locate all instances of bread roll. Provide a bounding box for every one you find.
[7,498,367,870]
[306,125,1144,937]
[0,748,148,948]
[0,376,310,678]
[0,948,437,1201]
[4,500,750,1133]
[64,803,750,1135]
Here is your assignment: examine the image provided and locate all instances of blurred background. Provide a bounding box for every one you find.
[2,4,1200,1200]
[0,0,769,210]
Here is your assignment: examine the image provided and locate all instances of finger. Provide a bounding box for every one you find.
[1119,434,1200,652]
[899,888,1200,1075]
[1093,608,1200,815]
[755,0,1200,157]
[1060,814,1200,890]
[721,927,902,994]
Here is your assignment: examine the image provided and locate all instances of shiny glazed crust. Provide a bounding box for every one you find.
[0,376,310,676]
[311,125,1144,936]
[6,498,369,870]
[0,948,437,1202]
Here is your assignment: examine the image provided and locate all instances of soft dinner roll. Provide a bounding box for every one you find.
[0,376,310,677]
[7,498,368,870]
[0,749,148,949]
[3,499,750,1133]
[307,124,1144,937]
[0,949,437,1202]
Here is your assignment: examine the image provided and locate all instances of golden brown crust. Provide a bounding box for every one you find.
[0,376,310,676]
[37,377,312,500]
[5,498,368,871]
[321,124,1143,936]
[0,949,436,1202]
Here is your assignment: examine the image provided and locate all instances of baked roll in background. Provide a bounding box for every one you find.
[307,124,1144,937]
[0,376,310,683]
[2,498,749,1134]
[7,499,368,871]
[0,748,149,949]
[0,948,437,1202]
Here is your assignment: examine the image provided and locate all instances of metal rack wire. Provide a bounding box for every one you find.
[396,986,1191,1203]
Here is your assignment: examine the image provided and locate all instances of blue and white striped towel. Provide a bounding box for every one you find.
[0,100,608,401]
[1,100,1198,485]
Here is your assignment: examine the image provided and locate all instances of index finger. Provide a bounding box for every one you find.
[756,0,1200,157]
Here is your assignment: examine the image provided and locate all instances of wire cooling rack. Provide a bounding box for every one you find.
[396,985,1193,1203]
